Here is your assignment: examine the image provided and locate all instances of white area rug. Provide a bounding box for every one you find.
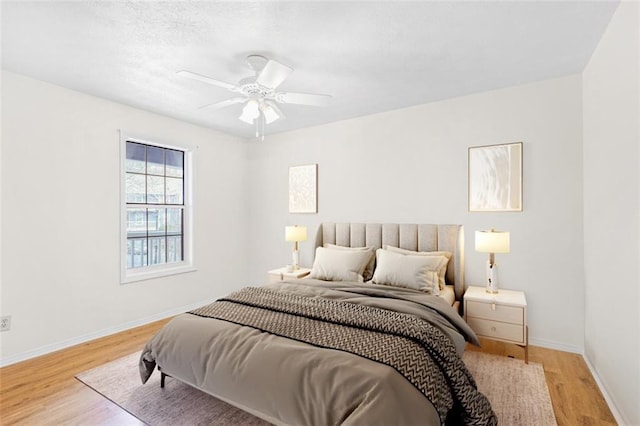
[77,350,557,425]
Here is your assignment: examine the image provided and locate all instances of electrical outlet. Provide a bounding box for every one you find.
[0,315,11,332]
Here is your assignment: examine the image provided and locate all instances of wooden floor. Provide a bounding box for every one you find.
[0,319,616,425]
[466,339,617,426]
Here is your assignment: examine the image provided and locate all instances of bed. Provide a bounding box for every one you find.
[139,223,496,425]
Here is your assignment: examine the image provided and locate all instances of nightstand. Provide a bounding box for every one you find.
[464,286,528,363]
[267,267,311,283]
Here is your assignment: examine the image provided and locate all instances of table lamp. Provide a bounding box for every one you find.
[475,229,510,293]
[285,225,307,270]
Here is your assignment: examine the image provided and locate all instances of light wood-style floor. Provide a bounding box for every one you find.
[466,338,617,426]
[0,319,617,425]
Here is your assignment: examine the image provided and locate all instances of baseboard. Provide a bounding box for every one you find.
[0,298,218,368]
[528,337,582,354]
[582,354,629,426]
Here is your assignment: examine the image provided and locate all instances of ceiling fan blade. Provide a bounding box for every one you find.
[198,97,247,110]
[255,60,293,89]
[276,92,332,107]
[177,70,240,92]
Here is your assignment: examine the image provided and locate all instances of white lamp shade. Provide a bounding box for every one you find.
[262,103,280,124]
[239,100,260,124]
[285,226,307,242]
[475,230,510,253]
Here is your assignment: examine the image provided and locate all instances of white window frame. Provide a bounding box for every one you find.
[120,131,195,284]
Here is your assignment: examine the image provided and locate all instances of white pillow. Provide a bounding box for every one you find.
[324,244,376,281]
[385,246,452,290]
[372,248,447,293]
[309,246,374,282]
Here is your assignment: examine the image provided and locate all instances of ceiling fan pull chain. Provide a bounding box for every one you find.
[255,115,259,139]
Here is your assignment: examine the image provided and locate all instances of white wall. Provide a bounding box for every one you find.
[0,71,250,364]
[583,2,639,425]
[2,14,635,419]
[248,75,584,352]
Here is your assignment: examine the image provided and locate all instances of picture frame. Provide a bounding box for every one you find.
[468,142,523,212]
[289,163,318,213]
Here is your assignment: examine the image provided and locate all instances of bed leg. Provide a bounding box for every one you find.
[158,366,170,388]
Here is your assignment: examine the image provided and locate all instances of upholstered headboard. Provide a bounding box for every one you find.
[314,223,465,300]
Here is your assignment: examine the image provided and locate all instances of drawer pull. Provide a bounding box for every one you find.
[492,303,496,311]
[491,326,497,332]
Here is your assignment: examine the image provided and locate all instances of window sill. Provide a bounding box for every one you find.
[121,264,197,284]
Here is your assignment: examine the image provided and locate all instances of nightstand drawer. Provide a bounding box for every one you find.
[466,300,524,325]
[467,317,524,344]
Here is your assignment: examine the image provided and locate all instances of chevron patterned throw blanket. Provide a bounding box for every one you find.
[189,287,496,425]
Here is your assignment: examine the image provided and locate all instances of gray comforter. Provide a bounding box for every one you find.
[140,280,486,425]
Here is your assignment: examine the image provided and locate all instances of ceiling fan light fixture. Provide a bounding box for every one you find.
[238,113,255,125]
[239,99,260,124]
[262,103,280,124]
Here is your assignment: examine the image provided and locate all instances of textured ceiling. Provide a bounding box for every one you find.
[1,1,619,140]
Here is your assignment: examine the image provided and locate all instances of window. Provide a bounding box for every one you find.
[121,135,194,283]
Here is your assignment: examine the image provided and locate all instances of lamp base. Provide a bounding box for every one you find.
[485,261,499,293]
[292,249,300,270]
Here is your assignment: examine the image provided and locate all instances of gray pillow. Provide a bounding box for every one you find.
[385,246,452,290]
[372,248,447,293]
[310,246,374,282]
[324,244,376,281]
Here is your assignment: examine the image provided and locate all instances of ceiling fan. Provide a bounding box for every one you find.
[178,55,332,139]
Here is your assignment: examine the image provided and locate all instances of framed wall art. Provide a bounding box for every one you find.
[289,163,317,213]
[468,142,523,212]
